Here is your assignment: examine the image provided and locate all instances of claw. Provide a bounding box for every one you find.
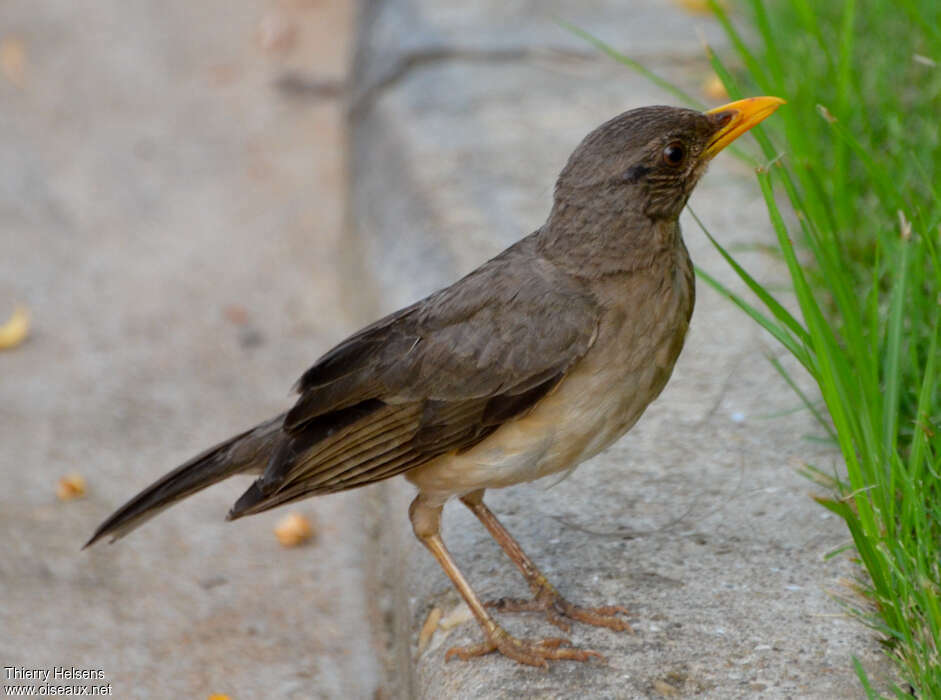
[445,626,604,667]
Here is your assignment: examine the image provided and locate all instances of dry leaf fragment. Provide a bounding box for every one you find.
[653,679,679,696]
[898,209,912,241]
[274,512,314,547]
[57,474,87,501]
[417,606,442,654]
[256,12,297,53]
[222,304,249,325]
[702,73,728,101]
[0,305,29,349]
[0,37,26,88]
[438,602,473,631]
[817,104,837,123]
[674,0,728,15]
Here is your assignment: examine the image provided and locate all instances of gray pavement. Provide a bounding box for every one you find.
[0,1,378,698]
[1,0,896,698]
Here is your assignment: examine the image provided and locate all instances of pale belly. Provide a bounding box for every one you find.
[406,260,693,505]
[406,363,657,504]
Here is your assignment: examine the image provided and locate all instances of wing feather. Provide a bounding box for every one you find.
[229,233,600,519]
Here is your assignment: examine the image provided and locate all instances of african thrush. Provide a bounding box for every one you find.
[87,96,784,666]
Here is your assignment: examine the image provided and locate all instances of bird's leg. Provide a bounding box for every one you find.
[409,494,603,667]
[459,490,632,634]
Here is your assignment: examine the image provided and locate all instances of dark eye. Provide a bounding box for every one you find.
[662,142,686,166]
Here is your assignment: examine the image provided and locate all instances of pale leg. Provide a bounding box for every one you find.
[409,494,603,667]
[460,489,632,634]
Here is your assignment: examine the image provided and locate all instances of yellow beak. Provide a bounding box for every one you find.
[703,96,786,159]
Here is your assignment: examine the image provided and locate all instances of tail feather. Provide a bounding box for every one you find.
[84,413,285,548]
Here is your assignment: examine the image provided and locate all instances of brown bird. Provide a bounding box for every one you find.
[86,96,784,667]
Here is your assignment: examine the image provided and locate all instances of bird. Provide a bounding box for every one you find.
[86,96,784,667]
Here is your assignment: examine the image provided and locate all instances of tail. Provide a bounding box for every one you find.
[84,413,285,548]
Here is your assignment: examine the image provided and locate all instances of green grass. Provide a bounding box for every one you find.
[567,0,941,694]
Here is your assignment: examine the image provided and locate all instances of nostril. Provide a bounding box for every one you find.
[713,111,735,128]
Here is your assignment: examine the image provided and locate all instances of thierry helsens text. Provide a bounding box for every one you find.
[4,667,105,682]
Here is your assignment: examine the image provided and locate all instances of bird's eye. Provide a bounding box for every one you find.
[662,142,686,166]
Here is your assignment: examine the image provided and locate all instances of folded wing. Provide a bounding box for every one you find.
[228,234,599,519]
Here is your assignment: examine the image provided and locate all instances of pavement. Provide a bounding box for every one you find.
[0,1,379,698]
[1,0,896,698]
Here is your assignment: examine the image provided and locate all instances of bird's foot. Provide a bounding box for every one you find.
[444,624,603,667]
[486,583,632,634]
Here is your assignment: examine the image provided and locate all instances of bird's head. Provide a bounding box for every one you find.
[551,97,785,223]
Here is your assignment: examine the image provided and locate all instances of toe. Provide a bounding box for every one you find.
[558,601,633,632]
[533,637,570,649]
[444,640,495,662]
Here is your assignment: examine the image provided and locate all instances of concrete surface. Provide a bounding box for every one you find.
[0,1,380,698]
[350,0,897,697]
[1,0,899,699]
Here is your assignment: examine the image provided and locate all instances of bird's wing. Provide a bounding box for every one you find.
[228,234,600,518]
